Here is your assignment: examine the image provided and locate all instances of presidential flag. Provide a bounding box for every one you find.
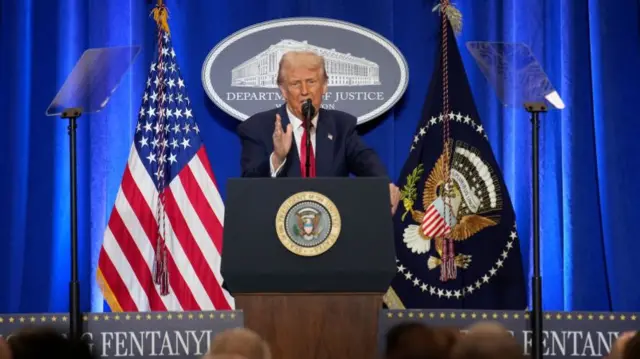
[384,4,527,310]
[96,5,234,311]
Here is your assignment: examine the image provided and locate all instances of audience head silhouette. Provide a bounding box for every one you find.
[5,327,94,359]
[451,321,523,359]
[206,328,270,359]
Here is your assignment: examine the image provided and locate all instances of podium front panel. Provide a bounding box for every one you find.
[221,177,396,294]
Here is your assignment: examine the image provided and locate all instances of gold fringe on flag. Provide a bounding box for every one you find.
[432,1,463,35]
[151,2,171,35]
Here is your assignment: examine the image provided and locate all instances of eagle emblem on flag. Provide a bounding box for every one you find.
[400,140,502,279]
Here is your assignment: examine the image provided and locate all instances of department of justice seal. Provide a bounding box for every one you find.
[275,191,341,256]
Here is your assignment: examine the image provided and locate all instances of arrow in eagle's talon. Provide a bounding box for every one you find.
[455,254,472,268]
[427,256,441,270]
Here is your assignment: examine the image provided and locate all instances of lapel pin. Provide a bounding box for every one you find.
[328,133,333,140]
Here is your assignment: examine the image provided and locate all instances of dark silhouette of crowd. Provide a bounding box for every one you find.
[201,321,640,359]
[0,327,93,359]
[0,321,638,359]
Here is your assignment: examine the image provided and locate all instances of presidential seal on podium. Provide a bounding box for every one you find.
[275,191,341,256]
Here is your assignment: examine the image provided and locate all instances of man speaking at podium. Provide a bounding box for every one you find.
[237,50,401,214]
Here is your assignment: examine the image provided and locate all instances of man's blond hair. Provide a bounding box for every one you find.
[276,51,329,86]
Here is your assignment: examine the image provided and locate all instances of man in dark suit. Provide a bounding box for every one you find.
[237,50,400,214]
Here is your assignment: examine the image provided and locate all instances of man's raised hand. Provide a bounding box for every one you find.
[272,113,293,168]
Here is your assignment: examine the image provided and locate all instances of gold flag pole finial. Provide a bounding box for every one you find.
[432,1,463,35]
[151,0,170,34]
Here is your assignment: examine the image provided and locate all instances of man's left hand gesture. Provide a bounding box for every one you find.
[389,183,400,215]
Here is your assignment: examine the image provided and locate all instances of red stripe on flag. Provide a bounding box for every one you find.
[177,167,229,309]
[120,166,199,310]
[107,209,167,311]
[431,219,447,237]
[196,147,218,187]
[163,187,229,309]
[433,216,445,231]
[98,247,138,311]
[179,165,224,255]
[422,208,439,227]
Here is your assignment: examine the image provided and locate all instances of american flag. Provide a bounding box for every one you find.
[96,15,234,312]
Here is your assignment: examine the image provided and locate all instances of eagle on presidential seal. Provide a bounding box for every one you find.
[400,140,503,276]
[293,207,323,241]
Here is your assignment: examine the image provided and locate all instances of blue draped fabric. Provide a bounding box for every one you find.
[1,0,639,313]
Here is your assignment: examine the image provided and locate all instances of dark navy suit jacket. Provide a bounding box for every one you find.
[237,105,388,178]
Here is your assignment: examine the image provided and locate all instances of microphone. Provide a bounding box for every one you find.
[301,99,315,178]
[302,99,315,120]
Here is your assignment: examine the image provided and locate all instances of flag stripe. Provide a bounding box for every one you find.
[190,148,225,241]
[97,251,131,311]
[182,156,224,254]
[99,230,143,311]
[196,147,219,187]
[162,220,212,310]
[432,221,447,237]
[107,209,165,311]
[425,216,443,233]
[112,185,182,311]
[422,211,440,230]
[164,186,219,309]
[125,150,201,310]
[422,212,442,233]
[96,267,123,312]
[172,167,230,309]
[192,150,234,308]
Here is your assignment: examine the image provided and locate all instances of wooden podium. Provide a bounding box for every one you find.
[235,294,381,359]
[222,178,396,359]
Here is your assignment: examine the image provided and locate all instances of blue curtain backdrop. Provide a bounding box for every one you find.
[1,0,639,314]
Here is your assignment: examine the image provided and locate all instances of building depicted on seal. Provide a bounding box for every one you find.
[230,39,381,88]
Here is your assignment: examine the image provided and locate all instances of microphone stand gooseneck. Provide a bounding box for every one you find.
[302,99,315,178]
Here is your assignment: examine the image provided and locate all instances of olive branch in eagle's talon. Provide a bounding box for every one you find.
[400,164,424,221]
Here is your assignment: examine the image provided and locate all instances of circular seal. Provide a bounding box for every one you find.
[275,191,341,256]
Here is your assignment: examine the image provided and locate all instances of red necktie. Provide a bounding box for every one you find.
[299,126,316,178]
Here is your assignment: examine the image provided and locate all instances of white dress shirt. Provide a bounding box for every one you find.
[270,107,318,177]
